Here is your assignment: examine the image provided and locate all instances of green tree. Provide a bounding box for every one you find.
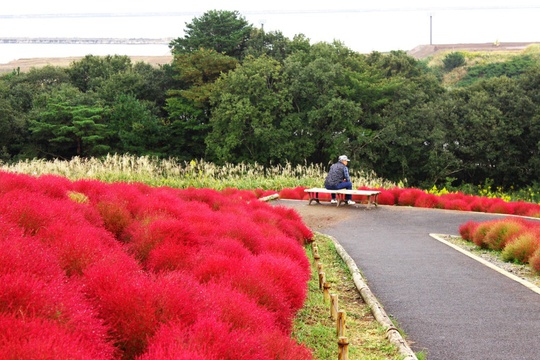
[444,76,536,187]
[243,29,294,62]
[165,49,238,159]
[29,85,109,158]
[283,42,367,164]
[0,97,26,161]
[169,10,253,59]
[67,55,133,92]
[355,51,448,185]
[108,94,164,156]
[206,55,295,163]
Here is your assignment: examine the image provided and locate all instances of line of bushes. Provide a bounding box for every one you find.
[277,186,540,217]
[0,170,313,359]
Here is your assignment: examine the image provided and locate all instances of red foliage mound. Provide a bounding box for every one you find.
[459,217,540,273]
[0,170,313,359]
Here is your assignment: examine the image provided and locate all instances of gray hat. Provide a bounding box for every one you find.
[338,155,350,162]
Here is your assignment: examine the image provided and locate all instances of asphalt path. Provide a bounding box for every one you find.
[279,201,540,360]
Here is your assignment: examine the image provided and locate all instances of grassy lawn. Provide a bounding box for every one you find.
[293,233,405,360]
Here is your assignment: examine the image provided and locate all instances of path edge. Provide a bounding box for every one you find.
[430,233,540,296]
[323,232,418,360]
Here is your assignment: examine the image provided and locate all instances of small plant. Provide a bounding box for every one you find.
[442,51,466,71]
[67,191,89,203]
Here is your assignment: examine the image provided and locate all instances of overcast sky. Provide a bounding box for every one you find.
[1,0,540,53]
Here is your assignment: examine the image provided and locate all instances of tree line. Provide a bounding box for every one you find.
[1,9,540,189]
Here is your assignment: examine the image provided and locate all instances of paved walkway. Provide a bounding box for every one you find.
[279,201,540,360]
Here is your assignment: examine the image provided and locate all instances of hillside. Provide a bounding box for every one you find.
[407,41,540,59]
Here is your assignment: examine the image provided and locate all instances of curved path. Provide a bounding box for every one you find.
[277,200,540,360]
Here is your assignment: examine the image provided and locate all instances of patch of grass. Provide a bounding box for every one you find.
[1,155,394,191]
[293,233,404,359]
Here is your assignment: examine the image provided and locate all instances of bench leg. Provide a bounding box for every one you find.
[366,194,379,208]
[336,193,345,207]
[308,192,321,205]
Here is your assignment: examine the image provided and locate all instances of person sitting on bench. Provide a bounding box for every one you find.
[324,155,356,205]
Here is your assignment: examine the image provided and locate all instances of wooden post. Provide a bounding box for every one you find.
[317,262,323,272]
[313,246,321,265]
[318,271,325,290]
[338,337,349,360]
[337,310,346,337]
[323,282,331,303]
[330,293,338,320]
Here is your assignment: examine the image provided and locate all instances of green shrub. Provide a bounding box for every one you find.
[501,230,540,264]
[442,52,466,71]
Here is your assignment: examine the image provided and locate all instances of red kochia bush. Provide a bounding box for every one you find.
[487,199,515,215]
[442,199,471,211]
[414,193,441,209]
[82,261,158,358]
[501,229,540,264]
[483,219,525,251]
[528,247,540,273]
[397,188,425,206]
[0,170,38,195]
[0,314,114,360]
[96,200,134,239]
[459,221,479,242]
[376,189,397,205]
[0,224,114,359]
[278,186,308,200]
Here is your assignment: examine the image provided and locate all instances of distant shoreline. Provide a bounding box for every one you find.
[0,37,173,45]
[0,55,174,73]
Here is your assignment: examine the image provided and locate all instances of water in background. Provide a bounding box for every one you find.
[1,8,538,64]
[0,15,184,64]
[0,43,172,64]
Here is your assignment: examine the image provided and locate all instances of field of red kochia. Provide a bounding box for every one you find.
[0,171,313,359]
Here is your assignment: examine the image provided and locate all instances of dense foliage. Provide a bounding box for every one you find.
[2,10,540,190]
[0,170,313,359]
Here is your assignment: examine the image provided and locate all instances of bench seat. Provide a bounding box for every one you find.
[304,188,381,207]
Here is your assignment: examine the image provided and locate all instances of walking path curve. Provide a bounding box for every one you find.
[276,200,540,360]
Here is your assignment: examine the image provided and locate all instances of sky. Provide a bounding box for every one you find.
[1,0,540,53]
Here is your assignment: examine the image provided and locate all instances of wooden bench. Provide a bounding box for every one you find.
[304,188,381,208]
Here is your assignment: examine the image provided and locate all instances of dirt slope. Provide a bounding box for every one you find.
[407,41,540,59]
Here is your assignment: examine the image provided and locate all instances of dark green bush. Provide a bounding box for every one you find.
[443,52,466,71]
